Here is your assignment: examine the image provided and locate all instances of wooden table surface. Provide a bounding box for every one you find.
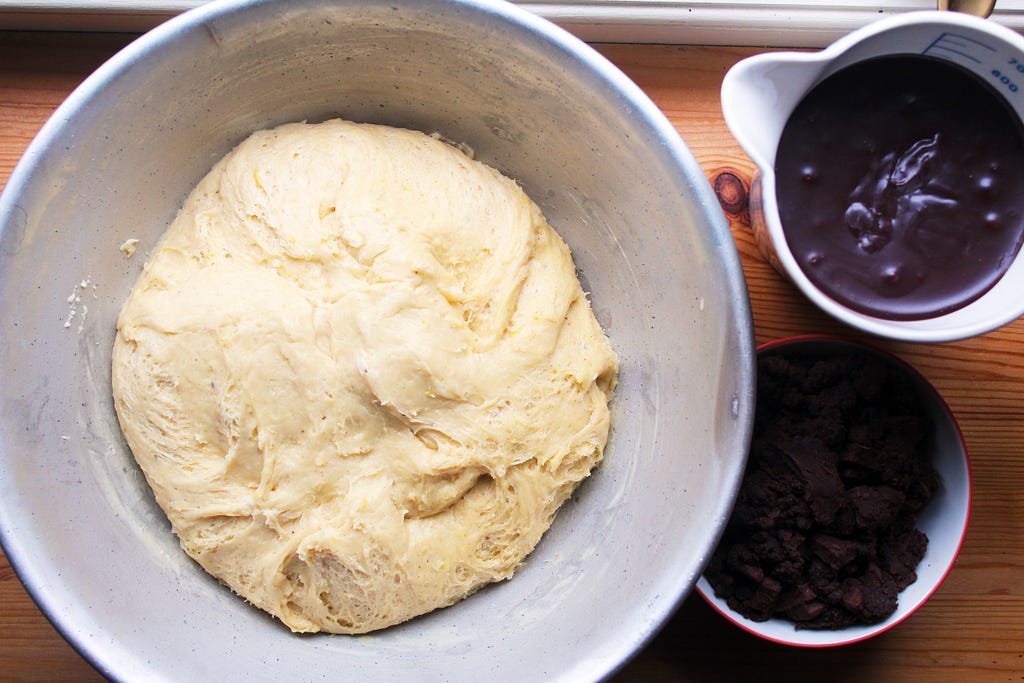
[2,29,1023,683]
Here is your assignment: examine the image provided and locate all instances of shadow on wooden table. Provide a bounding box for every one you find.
[614,592,888,682]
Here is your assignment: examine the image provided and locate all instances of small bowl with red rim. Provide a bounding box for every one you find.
[695,335,971,647]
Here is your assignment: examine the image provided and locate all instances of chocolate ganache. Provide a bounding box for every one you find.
[775,55,1024,320]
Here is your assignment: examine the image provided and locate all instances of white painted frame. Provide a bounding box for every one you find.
[1,0,1023,46]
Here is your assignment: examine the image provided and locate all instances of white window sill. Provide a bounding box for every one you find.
[1,0,1023,47]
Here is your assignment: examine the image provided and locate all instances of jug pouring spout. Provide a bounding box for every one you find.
[720,52,829,171]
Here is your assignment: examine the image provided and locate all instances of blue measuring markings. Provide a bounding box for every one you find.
[924,32,1022,97]
[923,32,996,64]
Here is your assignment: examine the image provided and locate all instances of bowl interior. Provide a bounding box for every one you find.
[0,0,754,679]
[696,336,970,648]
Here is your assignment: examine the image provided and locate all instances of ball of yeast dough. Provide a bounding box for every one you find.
[112,119,618,634]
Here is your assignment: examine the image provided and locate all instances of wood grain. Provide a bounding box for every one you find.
[2,32,1023,682]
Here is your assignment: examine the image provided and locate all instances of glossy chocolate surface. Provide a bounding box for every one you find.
[776,55,1024,320]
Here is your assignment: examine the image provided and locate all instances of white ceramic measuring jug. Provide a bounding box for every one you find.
[722,10,1024,342]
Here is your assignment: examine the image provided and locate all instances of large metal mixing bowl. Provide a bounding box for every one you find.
[0,0,754,679]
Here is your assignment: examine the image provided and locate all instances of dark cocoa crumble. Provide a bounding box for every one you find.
[705,348,938,630]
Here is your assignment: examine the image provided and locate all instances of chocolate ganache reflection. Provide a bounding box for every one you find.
[775,55,1024,320]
